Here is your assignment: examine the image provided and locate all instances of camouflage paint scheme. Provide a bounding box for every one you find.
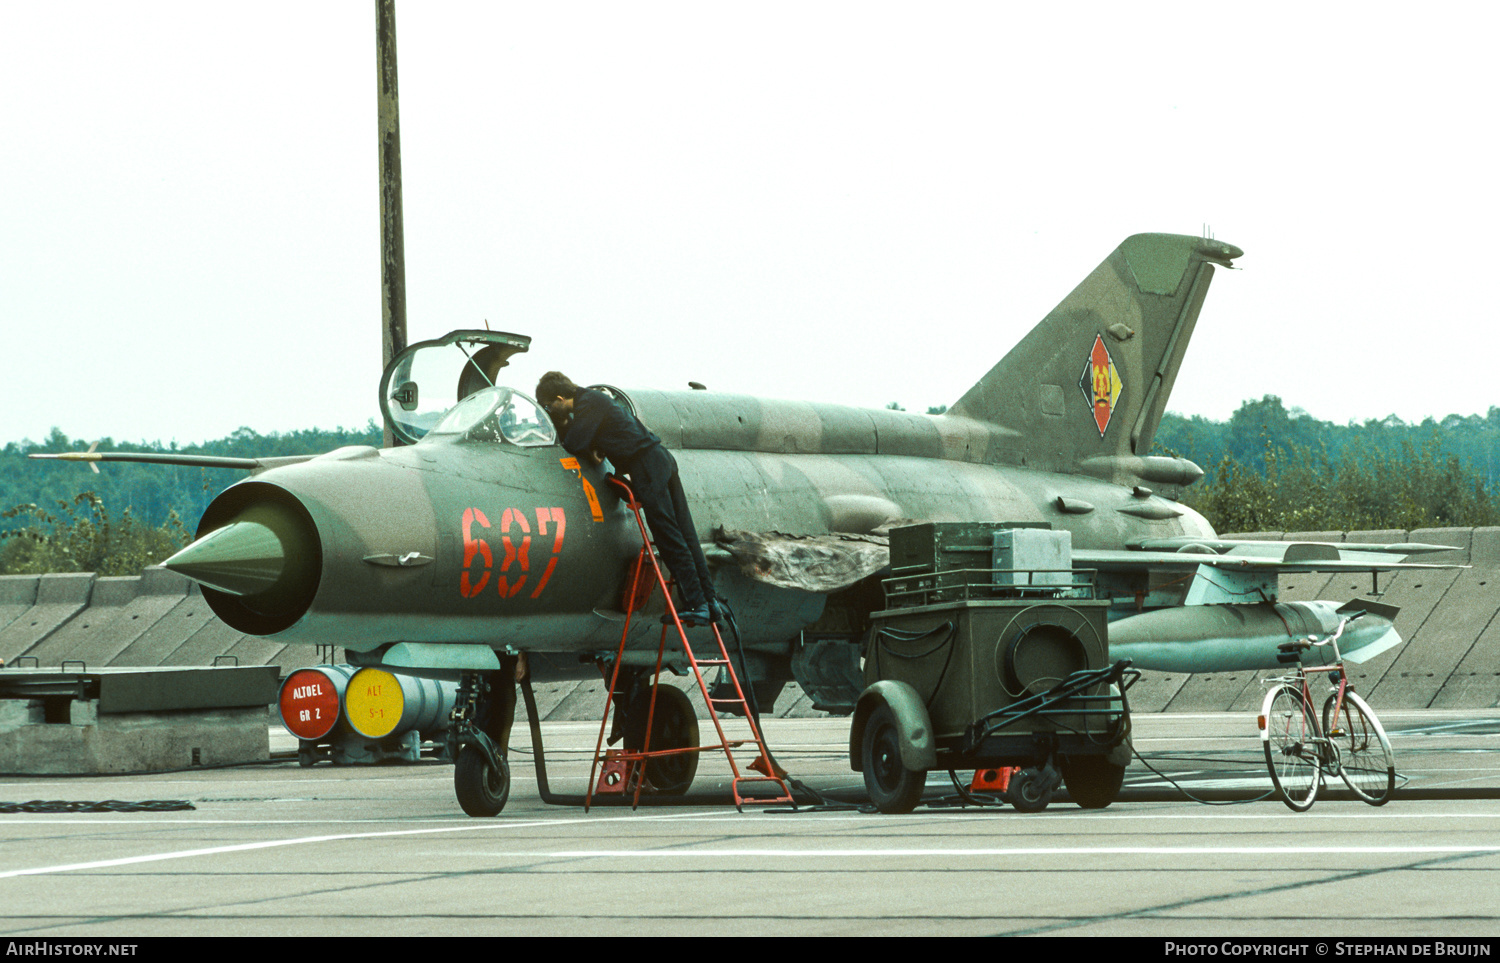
[135,233,1423,692]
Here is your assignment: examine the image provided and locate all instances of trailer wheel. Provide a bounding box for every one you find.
[862,704,926,814]
[455,745,510,817]
[1006,767,1052,813]
[1060,755,1125,809]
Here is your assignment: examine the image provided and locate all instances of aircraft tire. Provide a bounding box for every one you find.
[454,745,510,817]
[1006,767,1052,813]
[1059,755,1125,809]
[861,704,926,814]
[623,684,700,795]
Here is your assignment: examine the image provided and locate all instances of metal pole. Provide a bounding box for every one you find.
[376,0,407,447]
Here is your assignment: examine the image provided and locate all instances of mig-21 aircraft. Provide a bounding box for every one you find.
[39,232,1447,813]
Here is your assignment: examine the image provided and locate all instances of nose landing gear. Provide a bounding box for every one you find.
[450,671,511,817]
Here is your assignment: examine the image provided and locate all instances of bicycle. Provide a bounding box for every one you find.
[1258,612,1396,811]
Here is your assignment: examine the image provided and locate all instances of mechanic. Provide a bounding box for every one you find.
[534,371,716,626]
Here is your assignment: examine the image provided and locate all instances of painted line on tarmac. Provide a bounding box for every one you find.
[9,832,1500,880]
[1399,720,1500,734]
[1071,809,1500,819]
[0,811,747,880]
[531,845,1500,857]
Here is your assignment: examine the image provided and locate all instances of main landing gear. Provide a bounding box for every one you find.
[621,682,700,795]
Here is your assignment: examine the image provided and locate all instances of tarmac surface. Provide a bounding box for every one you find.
[2,711,1499,938]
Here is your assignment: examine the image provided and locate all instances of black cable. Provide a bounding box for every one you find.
[926,770,1007,809]
[0,800,195,813]
[871,620,959,709]
[764,781,876,814]
[717,601,852,811]
[1122,745,1277,806]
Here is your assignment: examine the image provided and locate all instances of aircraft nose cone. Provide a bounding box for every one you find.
[164,516,287,596]
[174,487,322,636]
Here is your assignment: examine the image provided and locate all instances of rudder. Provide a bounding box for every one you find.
[948,233,1241,470]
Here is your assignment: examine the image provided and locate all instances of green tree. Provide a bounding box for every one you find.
[0,493,190,576]
[1183,437,1500,533]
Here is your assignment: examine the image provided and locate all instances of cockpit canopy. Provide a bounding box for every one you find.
[426,386,555,446]
[379,329,553,446]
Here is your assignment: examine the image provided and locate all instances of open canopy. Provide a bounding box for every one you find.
[378,330,533,445]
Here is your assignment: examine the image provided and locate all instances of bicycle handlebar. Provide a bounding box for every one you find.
[1276,611,1366,659]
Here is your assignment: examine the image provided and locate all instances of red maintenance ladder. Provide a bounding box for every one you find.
[587,477,793,811]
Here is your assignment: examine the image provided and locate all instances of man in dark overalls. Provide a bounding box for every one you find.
[535,371,714,625]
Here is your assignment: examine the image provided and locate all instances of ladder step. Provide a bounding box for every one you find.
[733,777,795,806]
[588,490,790,814]
[609,746,703,762]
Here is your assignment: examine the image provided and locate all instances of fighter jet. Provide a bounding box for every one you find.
[38,233,1445,812]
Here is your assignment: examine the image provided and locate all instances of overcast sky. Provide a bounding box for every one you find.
[4,2,1496,447]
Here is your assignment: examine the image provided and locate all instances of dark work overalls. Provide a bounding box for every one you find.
[560,389,712,610]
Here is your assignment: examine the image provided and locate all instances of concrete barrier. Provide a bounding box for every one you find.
[1426,527,1500,710]
[0,572,94,666]
[24,575,140,669]
[0,577,39,634]
[0,666,279,774]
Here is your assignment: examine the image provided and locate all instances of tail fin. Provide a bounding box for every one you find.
[949,233,1240,471]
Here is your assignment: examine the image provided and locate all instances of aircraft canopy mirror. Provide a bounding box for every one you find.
[379,330,532,445]
[393,381,419,412]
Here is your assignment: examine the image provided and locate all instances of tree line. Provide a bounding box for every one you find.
[1,424,381,576]
[1154,396,1500,533]
[3,398,1497,574]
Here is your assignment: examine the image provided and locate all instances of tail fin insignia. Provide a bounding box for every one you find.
[1081,333,1123,437]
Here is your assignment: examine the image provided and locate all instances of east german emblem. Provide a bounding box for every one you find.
[1078,334,1123,437]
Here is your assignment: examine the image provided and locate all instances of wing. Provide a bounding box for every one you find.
[1077,539,1461,607]
[1124,536,1459,561]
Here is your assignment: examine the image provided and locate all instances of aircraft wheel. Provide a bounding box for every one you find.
[454,745,510,817]
[1006,767,1052,813]
[1060,755,1125,809]
[861,704,926,814]
[623,684,700,794]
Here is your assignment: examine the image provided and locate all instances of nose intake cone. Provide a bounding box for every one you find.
[165,495,310,594]
[164,517,287,596]
[175,485,322,636]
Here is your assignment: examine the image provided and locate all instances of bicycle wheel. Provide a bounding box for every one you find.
[1262,685,1321,811]
[1323,690,1395,806]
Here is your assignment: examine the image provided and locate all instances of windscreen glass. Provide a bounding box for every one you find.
[425,386,556,447]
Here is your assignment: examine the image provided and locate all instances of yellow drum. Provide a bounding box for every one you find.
[346,667,458,739]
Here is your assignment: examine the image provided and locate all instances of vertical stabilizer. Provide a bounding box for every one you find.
[949,233,1240,471]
